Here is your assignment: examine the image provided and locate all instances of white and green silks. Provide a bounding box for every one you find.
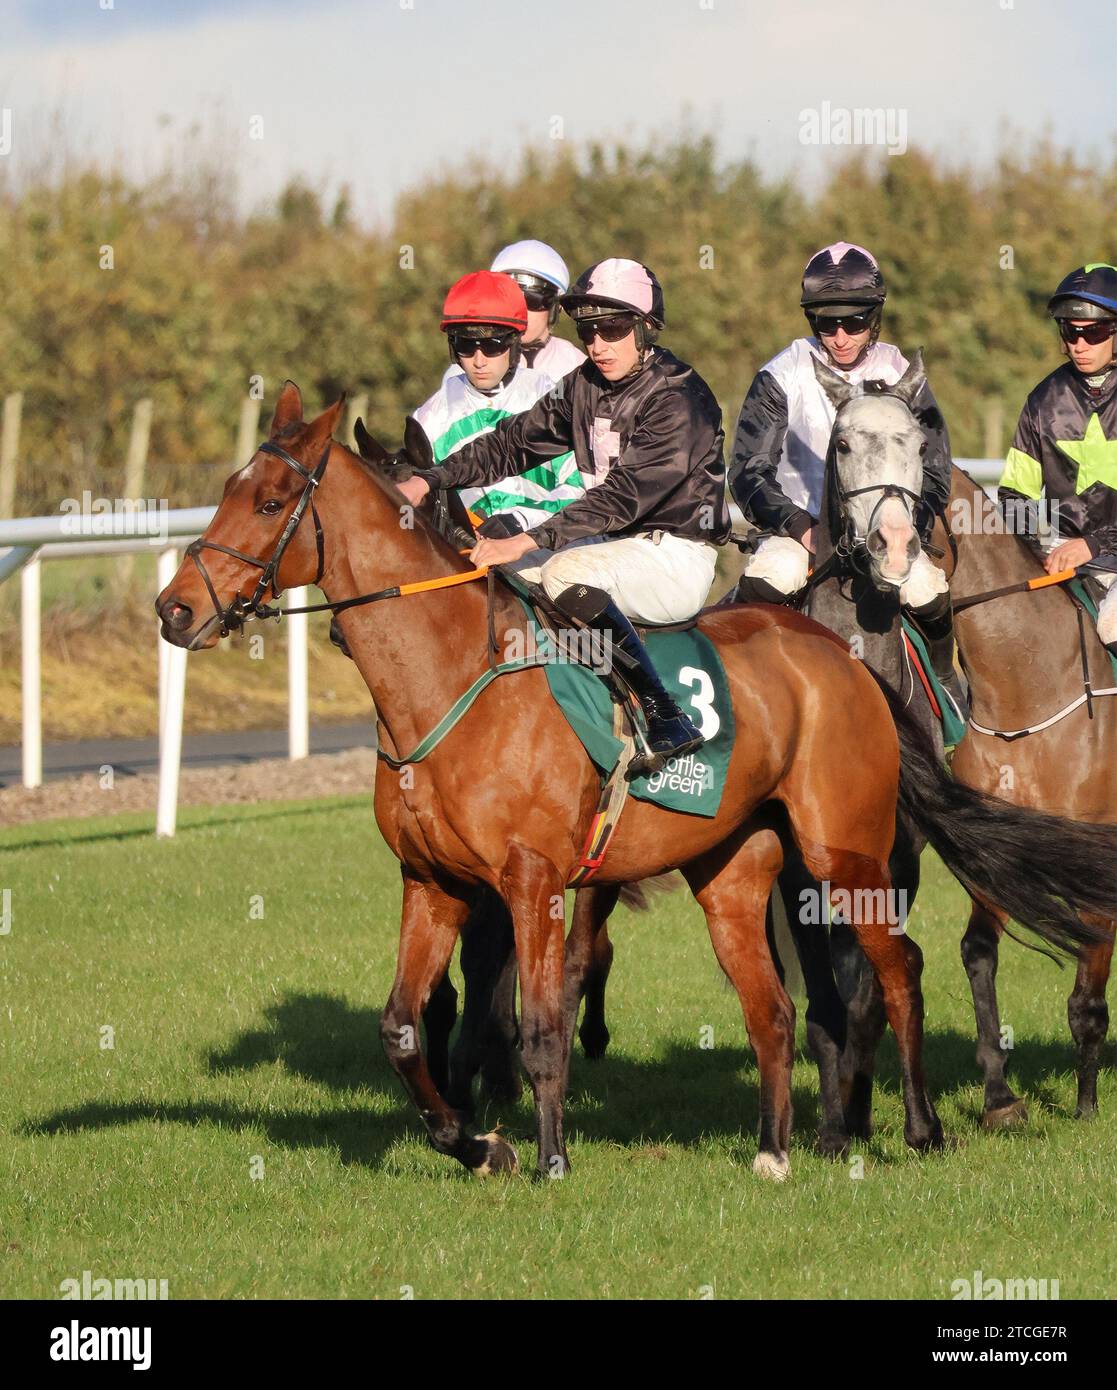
[413,363,586,531]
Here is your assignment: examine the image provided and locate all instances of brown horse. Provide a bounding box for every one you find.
[155,385,1107,1180]
[933,467,1117,1124]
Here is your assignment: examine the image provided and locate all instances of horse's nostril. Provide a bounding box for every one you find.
[164,600,193,632]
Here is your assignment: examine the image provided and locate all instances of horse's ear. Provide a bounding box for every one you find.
[305,394,347,449]
[812,354,860,410]
[354,416,393,466]
[890,349,927,408]
[269,381,303,435]
[403,414,435,470]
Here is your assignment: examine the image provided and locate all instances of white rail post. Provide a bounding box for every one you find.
[20,552,41,788]
[288,588,309,760]
[157,640,187,839]
[157,547,178,740]
[156,546,185,837]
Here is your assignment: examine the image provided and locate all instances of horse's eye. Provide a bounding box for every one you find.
[919,440,928,456]
[836,438,850,454]
[259,499,283,516]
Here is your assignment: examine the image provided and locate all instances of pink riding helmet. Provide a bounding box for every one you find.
[561,259,666,327]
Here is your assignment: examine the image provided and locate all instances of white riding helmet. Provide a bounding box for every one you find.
[490,240,571,295]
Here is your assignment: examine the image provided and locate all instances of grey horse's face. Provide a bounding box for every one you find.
[813,350,929,589]
[832,394,926,586]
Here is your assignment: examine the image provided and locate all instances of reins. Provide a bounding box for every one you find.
[953,564,1117,739]
[951,566,1079,613]
[187,433,538,765]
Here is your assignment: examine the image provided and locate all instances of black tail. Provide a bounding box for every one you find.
[867,670,1114,958]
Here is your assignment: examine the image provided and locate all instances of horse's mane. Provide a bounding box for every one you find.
[949,462,1053,583]
[330,436,471,571]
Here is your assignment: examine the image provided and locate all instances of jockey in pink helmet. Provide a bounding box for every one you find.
[399,257,730,776]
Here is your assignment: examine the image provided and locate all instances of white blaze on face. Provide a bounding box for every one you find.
[835,396,924,587]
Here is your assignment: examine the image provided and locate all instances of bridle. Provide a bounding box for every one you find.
[185,439,328,636]
[826,393,928,585]
[835,479,924,567]
[183,436,491,638]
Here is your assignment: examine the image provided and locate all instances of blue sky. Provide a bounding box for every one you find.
[3,0,1116,226]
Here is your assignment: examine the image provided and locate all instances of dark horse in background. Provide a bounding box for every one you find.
[158,386,1115,1180]
[803,357,1117,1132]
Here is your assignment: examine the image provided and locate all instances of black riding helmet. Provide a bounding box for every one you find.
[1048,263,1117,321]
[801,242,887,360]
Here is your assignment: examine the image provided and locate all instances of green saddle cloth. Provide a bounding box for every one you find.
[523,603,734,818]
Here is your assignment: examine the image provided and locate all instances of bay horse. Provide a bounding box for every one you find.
[933,466,1117,1124]
[572,353,1117,1149]
[156,383,1111,1181]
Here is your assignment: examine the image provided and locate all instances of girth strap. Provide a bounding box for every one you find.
[376,653,550,768]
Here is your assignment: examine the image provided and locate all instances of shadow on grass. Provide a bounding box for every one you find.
[21,990,1101,1171]
[0,797,368,852]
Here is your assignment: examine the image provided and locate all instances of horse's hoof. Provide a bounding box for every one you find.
[817,1129,851,1161]
[982,1099,1029,1129]
[906,1121,945,1153]
[578,1024,610,1061]
[752,1151,790,1182]
[469,1132,519,1177]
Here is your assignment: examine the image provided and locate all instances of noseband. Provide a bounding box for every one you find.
[836,478,924,565]
[185,439,328,636]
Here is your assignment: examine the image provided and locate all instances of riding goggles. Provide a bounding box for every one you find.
[575,314,638,345]
[508,274,558,312]
[449,332,516,358]
[1058,319,1117,346]
[810,312,875,337]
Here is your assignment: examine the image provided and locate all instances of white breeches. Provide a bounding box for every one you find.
[521,532,719,625]
[1095,571,1117,645]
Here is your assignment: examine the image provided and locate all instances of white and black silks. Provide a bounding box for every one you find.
[728,337,953,545]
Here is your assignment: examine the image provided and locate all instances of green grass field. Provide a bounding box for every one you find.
[1,795,1113,1300]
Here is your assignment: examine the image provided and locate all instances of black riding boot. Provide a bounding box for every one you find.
[554,583,704,778]
[734,574,791,605]
[905,589,969,723]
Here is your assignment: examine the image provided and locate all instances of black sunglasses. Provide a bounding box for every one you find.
[1058,319,1117,346]
[522,287,557,312]
[509,275,557,312]
[811,312,875,336]
[575,314,637,345]
[450,334,515,358]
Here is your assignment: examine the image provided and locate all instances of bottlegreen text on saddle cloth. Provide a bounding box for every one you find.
[525,603,734,817]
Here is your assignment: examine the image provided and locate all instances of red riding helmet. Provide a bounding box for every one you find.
[440,271,529,334]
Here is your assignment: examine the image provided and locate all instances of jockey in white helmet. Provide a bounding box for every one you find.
[489,239,587,380]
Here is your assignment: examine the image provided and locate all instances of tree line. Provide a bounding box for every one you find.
[2,133,1114,516]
